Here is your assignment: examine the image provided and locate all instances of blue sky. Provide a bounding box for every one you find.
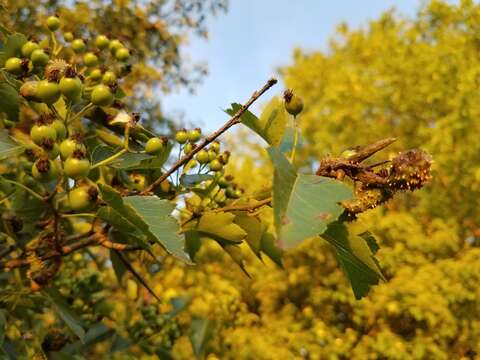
[163,0,422,131]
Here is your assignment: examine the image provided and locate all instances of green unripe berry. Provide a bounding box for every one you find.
[130,173,148,192]
[175,130,188,144]
[109,39,123,54]
[214,190,227,204]
[5,57,23,75]
[59,77,82,102]
[3,119,15,129]
[196,149,209,164]
[46,16,60,31]
[30,124,57,145]
[208,159,223,172]
[102,71,117,85]
[95,35,110,49]
[208,150,217,162]
[30,49,49,67]
[283,90,304,117]
[21,41,39,58]
[184,143,194,154]
[145,137,165,155]
[69,186,97,211]
[32,159,58,182]
[188,128,201,142]
[115,47,130,61]
[63,32,74,42]
[46,143,60,159]
[59,139,86,160]
[89,69,102,81]
[37,80,60,105]
[91,84,114,107]
[51,120,67,140]
[71,39,86,53]
[83,52,98,67]
[226,186,239,199]
[217,176,229,188]
[64,157,90,180]
[20,81,41,102]
[210,141,220,153]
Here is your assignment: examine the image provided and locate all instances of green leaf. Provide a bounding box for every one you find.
[260,231,284,268]
[111,153,154,169]
[225,96,287,146]
[110,250,127,284]
[44,288,86,342]
[90,144,116,164]
[234,214,263,257]
[0,33,27,67]
[0,309,5,346]
[180,174,214,188]
[321,222,384,299]
[0,130,23,160]
[184,230,202,260]
[97,205,149,248]
[166,296,191,319]
[61,323,115,354]
[359,231,380,254]
[0,84,20,122]
[189,317,214,358]
[197,212,247,244]
[123,195,191,262]
[268,147,352,249]
[278,126,305,154]
[0,24,12,37]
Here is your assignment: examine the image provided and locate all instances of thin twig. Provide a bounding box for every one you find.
[348,137,397,163]
[1,232,143,269]
[141,78,278,195]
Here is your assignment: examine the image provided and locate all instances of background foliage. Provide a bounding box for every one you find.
[1,0,479,359]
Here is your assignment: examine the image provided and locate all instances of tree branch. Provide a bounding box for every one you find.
[141,78,278,195]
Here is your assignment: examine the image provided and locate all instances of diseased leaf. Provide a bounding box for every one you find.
[189,317,214,358]
[268,147,352,249]
[321,222,384,299]
[197,212,247,244]
[123,195,191,262]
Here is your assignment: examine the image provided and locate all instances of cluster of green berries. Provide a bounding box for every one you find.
[28,118,97,211]
[1,16,141,214]
[127,305,181,353]
[55,268,110,325]
[5,15,131,108]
